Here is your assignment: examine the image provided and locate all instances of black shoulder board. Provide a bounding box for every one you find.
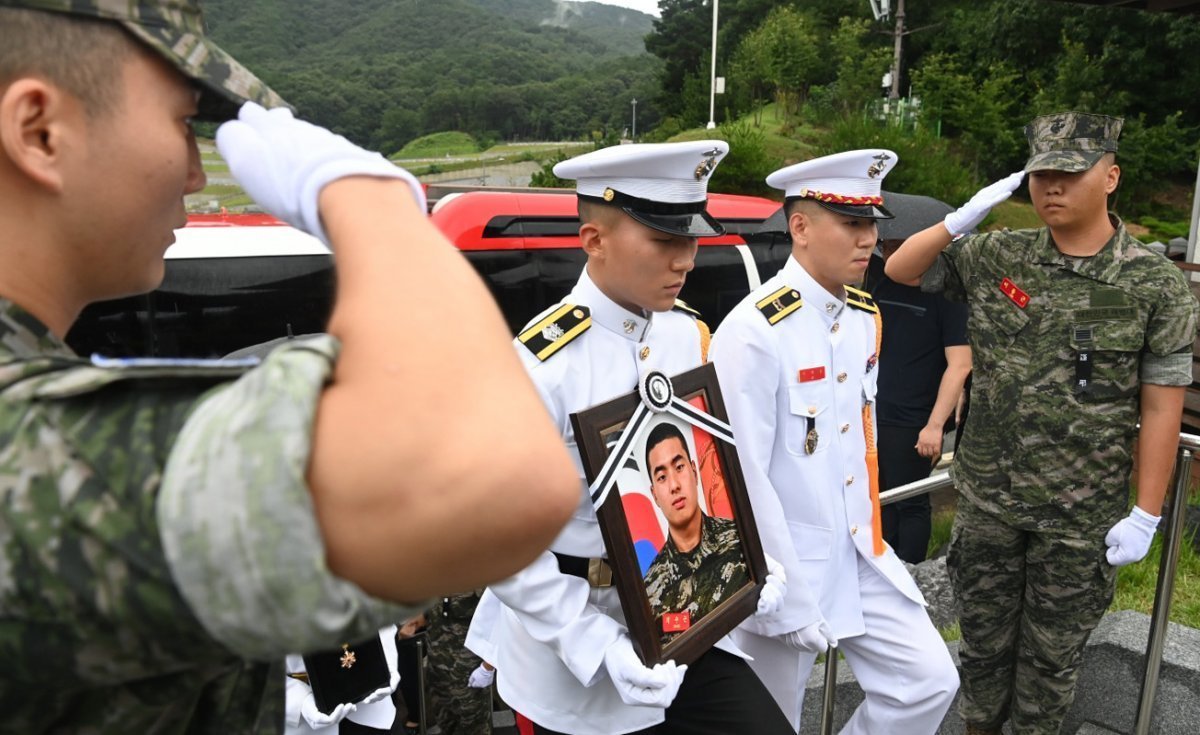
[673,299,702,318]
[756,285,803,325]
[845,285,878,314]
[518,304,591,361]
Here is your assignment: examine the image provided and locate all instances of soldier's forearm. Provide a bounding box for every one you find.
[1135,384,1187,516]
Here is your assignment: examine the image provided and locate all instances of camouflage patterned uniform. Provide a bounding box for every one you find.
[643,514,749,647]
[923,113,1199,734]
[426,591,492,735]
[0,301,417,732]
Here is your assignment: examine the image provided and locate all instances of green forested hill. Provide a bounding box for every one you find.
[203,0,658,151]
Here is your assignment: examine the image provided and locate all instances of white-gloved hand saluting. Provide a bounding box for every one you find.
[216,101,426,244]
[1105,506,1160,567]
[755,552,787,618]
[943,171,1026,237]
[603,633,686,708]
[300,695,356,729]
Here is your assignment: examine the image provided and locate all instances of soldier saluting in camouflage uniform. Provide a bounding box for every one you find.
[641,421,750,647]
[886,112,1199,735]
[0,1,577,731]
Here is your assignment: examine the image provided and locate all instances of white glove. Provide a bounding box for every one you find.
[943,171,1025,236]
[783,619,838,653]
[216,102,426,244]
[603,634,687,708]
[1105,506,1160,567]
[467,664,495,688]
[359,668,399,705]
[756,553,787,617]
[300,695,356,729]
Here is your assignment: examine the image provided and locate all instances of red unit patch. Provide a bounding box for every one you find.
[999,277,1030,309]
[662,612,691,633]
[798,366,827,383]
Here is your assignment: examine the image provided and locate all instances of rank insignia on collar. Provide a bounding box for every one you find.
[999,277,1030,309]
[756,285,803,325]
[845,285,878,314]
[519,303,591,361]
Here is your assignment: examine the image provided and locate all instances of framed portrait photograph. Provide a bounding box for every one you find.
[570,364,767,667]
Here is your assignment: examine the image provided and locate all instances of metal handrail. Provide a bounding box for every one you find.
[817,432,1197,733]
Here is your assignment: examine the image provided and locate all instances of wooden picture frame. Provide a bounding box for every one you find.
[570,364,767,667]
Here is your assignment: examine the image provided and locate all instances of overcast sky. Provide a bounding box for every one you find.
[586,0,661,17]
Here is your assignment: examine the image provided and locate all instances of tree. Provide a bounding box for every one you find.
[645,0,711,118]
[734,7,830,120]
[827,17,891,115]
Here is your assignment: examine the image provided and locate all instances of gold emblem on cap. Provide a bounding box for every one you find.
[603,188,615,202]
[867,152,891,179]
[694,148,721,181]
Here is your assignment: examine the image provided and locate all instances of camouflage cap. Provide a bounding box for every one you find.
[0,0,288,121]
[1023,112,1123,173]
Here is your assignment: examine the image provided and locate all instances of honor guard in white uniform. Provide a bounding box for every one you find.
[710,151,960,733]
[473,142,794,735]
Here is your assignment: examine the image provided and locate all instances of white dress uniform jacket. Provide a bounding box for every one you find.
[484,269,739,735]
[710,256,926,721]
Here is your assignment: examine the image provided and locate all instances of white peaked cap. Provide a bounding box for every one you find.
[553,141,730,237]
[766,149,899,219]
[555,140,729,203]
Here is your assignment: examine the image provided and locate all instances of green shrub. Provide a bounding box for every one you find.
[820,117,980,205]
[1134,216,1192,243]
[707,120,775,197]
[529,151,573,189]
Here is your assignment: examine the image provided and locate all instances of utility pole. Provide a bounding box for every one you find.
[889,0,905,100]
[707,0,718,129]
[631,98,638,140]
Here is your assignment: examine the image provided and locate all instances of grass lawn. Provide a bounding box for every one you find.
[394,131,479,158]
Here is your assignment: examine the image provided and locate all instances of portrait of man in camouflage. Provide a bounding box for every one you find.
[641,421,750,647]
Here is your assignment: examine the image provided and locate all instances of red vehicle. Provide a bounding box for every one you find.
[67,187,789,358]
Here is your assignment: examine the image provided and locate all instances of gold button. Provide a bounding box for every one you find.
[639,346,650,361]
[851,525,859,536]
[837,372,848,383]
[831,322,840,333]
[845,475,855,486]
[840,423,850,433]
[573,309,585,319]
[808,406,817,415]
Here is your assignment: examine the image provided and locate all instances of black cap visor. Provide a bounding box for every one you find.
[580,191,726,237]
[625,208,725,237]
